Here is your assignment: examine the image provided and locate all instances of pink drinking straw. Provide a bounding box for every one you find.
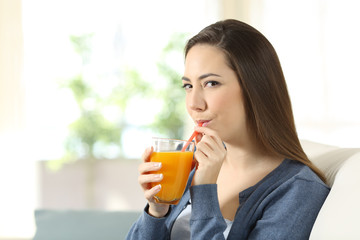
[181,122,203,152]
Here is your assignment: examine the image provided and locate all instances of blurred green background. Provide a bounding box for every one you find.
[57,33,188,167]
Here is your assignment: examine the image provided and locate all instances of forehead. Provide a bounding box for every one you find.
[184,44,233,77]
[185,45,229,73]
[185,44,226,63]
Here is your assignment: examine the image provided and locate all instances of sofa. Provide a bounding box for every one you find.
[33,209,140,240]
[302,140,360,239]
[33,140,360,239]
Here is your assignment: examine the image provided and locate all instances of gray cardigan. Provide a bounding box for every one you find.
[126,159,330,239]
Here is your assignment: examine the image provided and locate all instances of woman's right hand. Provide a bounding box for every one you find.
[138,147,170,218]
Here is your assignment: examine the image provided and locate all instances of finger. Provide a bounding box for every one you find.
[194,125,213,133]
[141,147,154,162]
[195,141,223,163]
[196,135,220,154]
[138,173,163,188]
[204,133,223,150]
[144,184,162,201]
[194,126,224,150]
[194,149,207,161]
[138,162,162,174]
[196,140,213,156]
[198,139,226,162]
[195,132,203,144]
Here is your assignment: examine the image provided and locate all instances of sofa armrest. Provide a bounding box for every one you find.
[302,140,360,240]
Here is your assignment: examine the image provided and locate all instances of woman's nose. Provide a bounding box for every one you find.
[187,90,206,112]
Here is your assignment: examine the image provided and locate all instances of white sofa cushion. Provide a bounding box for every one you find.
[301,140,360,239]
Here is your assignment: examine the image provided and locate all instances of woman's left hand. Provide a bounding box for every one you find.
[192,125,227,185]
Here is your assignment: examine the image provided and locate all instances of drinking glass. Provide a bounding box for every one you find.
[150,137,195,204]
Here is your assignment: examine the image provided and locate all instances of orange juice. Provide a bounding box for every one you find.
[150,151,193,204]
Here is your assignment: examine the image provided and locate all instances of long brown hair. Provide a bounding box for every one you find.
[185,19,326,183]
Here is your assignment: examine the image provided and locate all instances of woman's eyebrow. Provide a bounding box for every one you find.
[182,76,191,82]
[182,73,221,82]
[199,73,221,80]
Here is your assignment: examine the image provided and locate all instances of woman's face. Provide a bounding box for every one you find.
[183,44,246,144]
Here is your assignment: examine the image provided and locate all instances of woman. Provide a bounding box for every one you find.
[126,19,329,239]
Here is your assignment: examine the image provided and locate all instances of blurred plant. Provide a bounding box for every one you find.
[58,34,155,164]
[61,75,123,162]
[151,32,189,139]
[70,34,93,65]
[54,32,188,167]
[48,32,189,207]
[56,34,116,165]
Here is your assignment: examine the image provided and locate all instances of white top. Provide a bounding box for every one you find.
[170,200,233,239]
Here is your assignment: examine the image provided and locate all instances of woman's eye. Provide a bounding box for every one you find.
[182,83,192,89]
[204,81,219,87]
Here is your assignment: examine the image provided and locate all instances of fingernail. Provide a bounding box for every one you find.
[153,162,162,168]
[155,184,161,191]
[156,174,163,180]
